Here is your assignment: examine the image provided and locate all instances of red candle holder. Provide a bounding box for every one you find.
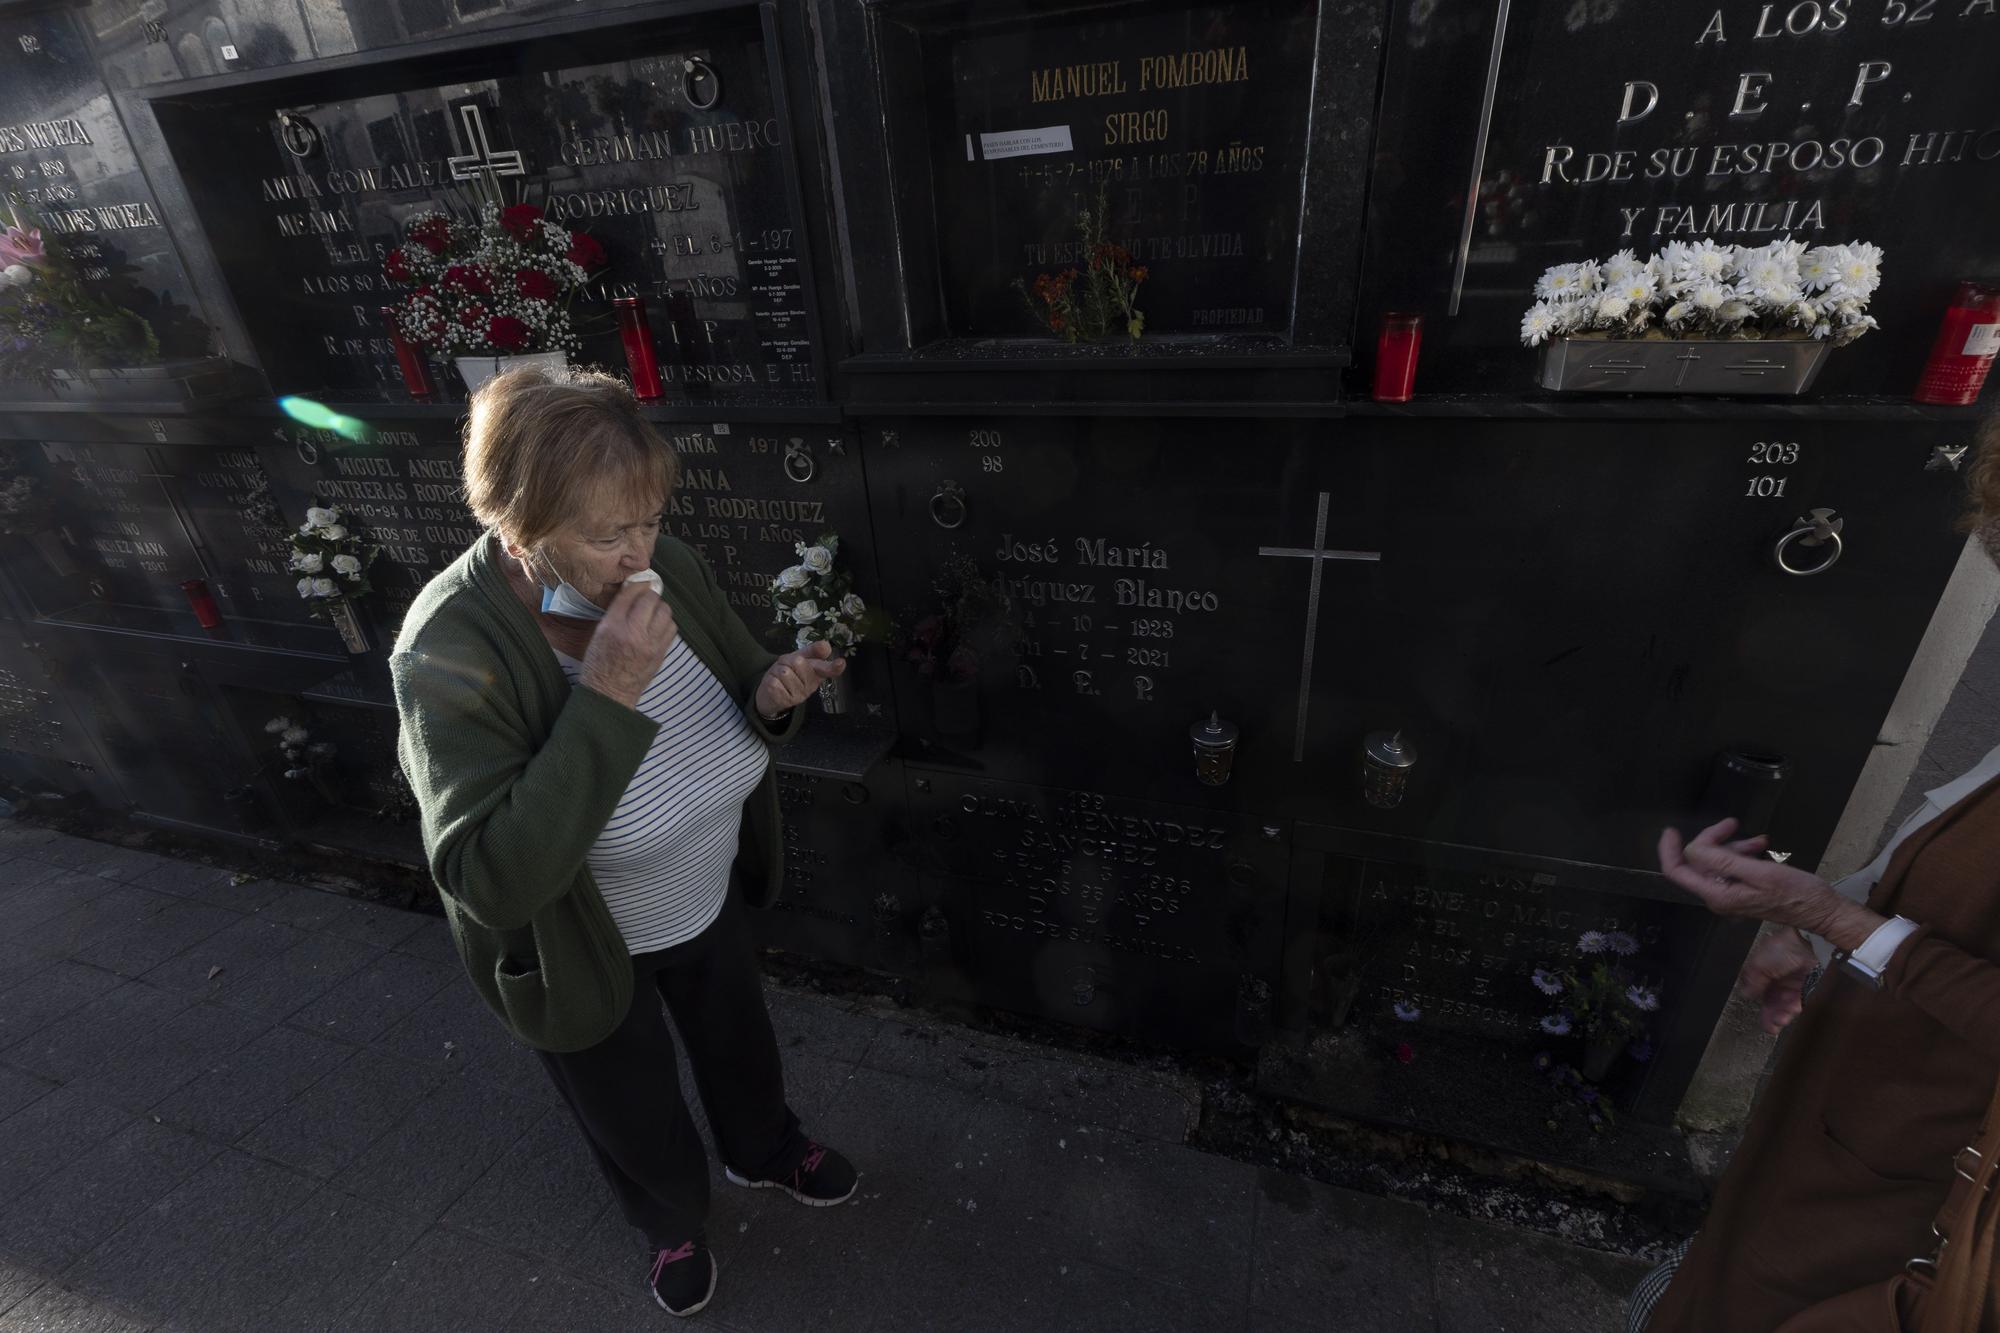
[380,305,435,402]
[181,578,222,629]
[1914,281,2000,406]
[614,296,666,402]
[1373,312,1422,403]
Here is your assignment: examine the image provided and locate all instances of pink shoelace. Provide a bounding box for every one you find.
[650,1241,696,1285]
[786,1141,827,1190]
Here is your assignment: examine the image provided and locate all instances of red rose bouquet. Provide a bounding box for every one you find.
[382,202,605,357]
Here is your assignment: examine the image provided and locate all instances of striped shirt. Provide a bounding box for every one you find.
[554,636,770,953]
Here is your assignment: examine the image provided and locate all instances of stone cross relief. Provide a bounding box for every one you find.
[447,104,526,181]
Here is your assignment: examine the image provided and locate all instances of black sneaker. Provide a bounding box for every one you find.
[723,1139,857,1207]
[648,1241,716,1317]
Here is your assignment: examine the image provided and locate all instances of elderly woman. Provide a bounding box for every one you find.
[1636,427,2000,1331]
[392,366,851,1318]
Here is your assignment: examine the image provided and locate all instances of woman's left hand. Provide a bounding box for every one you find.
[756,640,844,718]
[1658,818,1884,950]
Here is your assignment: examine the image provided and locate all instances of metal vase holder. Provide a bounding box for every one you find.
[817,661,853,715]
[327,599,370,654]
[1537,337,1830,395]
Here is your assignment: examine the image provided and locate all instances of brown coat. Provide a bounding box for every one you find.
[1648,778,2000,1333]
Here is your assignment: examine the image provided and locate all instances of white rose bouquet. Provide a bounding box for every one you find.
[1520,238,1881,347]
[767,531,874,655]
[290,503,378,617]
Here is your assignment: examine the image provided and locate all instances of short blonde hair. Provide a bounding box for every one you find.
[460,364,678,552]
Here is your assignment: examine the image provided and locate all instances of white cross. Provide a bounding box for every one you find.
[447,104,526,181]
[1673,347,1704,387]
[1259,491,1381,762]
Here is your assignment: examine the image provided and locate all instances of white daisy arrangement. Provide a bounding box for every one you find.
[1520,238,1881,347]
[290,504,378,614]
[767,532,872,656]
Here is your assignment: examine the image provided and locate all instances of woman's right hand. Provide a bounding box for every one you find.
[579,582,677,708]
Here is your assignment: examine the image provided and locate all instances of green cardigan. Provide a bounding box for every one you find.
[391,532,803,1053]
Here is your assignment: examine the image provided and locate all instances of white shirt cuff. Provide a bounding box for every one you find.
[1851,915,1920,973]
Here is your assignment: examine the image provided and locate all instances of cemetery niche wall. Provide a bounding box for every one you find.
[0,0,1992,1174]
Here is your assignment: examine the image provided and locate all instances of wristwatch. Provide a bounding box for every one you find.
[1834,914,1920,989]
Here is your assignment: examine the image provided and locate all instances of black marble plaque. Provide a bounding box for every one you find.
[16,439,320,643]
[152,9,819,404]
[81,0,593,86]
[1282,831,1743,1123]
[0,8,210,371]
[257,416,877,682]
[1338,858,1700,1046]
[863,414,1970,871]
[258,419,480,637]
[22,439,202,620]
[218,685,423,858]
[1362,0,2000,393]
[921,0,1319,338]
[752,764,918,970]
[914,770,1289,1051]
[0,634,113,806]
[52,640,278,838]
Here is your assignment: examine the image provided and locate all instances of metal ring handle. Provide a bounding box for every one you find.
[1774,524,1843,577]
[682,58,722,110]
[783,444,815,484]
[930,482,967,530]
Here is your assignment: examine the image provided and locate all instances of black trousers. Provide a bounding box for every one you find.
[537,892,804,1247]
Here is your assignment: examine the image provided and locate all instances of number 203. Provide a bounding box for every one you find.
[1748,441,1800,465]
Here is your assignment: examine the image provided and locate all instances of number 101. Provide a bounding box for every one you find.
[1745,476,1789,498]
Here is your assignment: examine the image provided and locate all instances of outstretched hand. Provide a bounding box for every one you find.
[1657,818,1884,953]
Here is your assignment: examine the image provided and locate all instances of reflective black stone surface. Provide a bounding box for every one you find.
[1,8,211,369]
[148,8,821,405]
[1361,0,2000,394]
[0,0,1986,1137]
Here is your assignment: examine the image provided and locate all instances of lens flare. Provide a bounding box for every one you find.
[277,396,370,441]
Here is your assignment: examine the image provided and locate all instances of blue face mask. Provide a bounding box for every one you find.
[537,555,661,621]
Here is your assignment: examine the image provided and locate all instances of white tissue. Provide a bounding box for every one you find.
[625,569,664,597]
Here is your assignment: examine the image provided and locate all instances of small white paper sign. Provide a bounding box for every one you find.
[978,125,1074,161]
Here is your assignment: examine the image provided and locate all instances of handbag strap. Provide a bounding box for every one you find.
[1923,1070,2000,1330]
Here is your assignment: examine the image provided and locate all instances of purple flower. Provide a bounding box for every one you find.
[1392,1000,1422,1022]
[1531,967,1564,996]
[1577,931,1610,955]
[1578,1085,1599,1104]
[1530,1051,1554,1073]
[1625,985,1660,1013]
[1629,1038,1654,1063]
[1606,931,1639,956]
[1539,1012,1573,1036]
